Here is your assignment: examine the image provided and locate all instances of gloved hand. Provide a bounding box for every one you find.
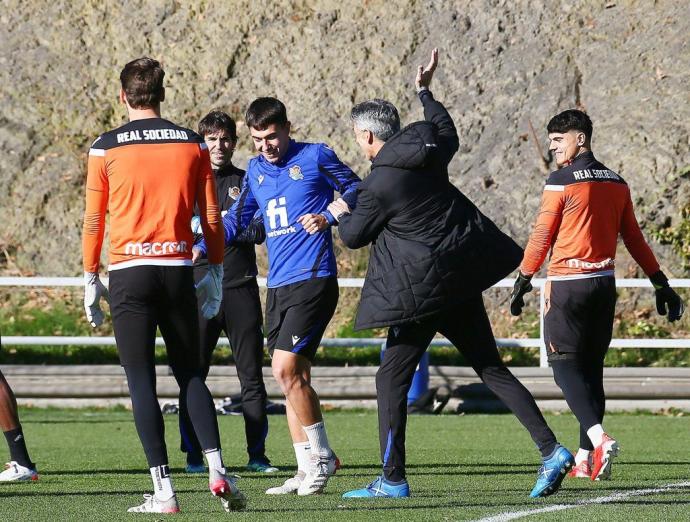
[190,215,202,234]
[510,272,533,316]
[84,272,109,327]
[195,263,223,319]
[650,270,685,322]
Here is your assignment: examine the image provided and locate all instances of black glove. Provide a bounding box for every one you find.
[650,271,684,322]
[510,272,533,316]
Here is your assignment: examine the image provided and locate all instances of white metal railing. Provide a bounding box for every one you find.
[1,277,688,368]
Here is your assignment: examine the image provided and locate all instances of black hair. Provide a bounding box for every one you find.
[547,109,593,141]
[198,110,237,140]
[245,97,288,130]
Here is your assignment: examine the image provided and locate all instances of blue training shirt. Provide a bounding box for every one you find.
[198,140,360,288]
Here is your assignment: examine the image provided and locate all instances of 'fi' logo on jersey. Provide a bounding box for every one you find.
[228,186,241,199]
[289,165,304,181]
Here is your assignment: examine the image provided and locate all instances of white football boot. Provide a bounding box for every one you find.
[0,461,38,482]
[297,453,339,496]
[209,470,246,512]
[127,494,180,513]
[265,471,305,495]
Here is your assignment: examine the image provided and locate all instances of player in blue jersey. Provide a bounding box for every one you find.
[195,97,360,495]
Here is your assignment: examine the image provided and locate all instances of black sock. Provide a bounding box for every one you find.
[539,440,558,459]
[4,427,34,469]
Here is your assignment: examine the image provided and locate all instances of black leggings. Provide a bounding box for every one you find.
[110,266,221,468]
[550,353,606,451]
[377,295,557,482]
[179,279,267,461]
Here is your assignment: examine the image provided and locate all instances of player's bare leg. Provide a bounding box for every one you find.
[271,351,337,495]
[0,370,37,482]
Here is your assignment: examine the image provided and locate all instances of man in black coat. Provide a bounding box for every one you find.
[178,111,276,474]
[329,50,573,499]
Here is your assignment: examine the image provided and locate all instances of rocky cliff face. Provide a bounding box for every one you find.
[1,0,688,275]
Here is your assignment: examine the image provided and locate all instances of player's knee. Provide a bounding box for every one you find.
[272,363,300,393]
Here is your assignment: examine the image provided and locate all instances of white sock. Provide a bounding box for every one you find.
[575,448,591,464]
[303,421,332,457]
[293,441,311,474]
[204,448,226,476]
[150,465,174,501]
[586,424,605,447]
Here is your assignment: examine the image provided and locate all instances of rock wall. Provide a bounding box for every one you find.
[1,0,688,275]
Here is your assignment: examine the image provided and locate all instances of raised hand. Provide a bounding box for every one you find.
[415,48,439,92]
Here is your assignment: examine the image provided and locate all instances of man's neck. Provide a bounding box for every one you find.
[369,140,386,161]
[127,106,161,121]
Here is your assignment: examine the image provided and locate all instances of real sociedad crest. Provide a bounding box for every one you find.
[228,186,241,199]
[289,165,304,180]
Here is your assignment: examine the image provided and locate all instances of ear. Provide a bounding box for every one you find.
[576,132,586,147]
[367,129,375,145]
[119,88,127,105]
[284,121,292,135]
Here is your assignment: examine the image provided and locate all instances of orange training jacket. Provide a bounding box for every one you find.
[82,117,224,272]
[520,151,659,280]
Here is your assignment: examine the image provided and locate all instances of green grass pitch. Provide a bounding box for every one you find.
[0,409,688,520]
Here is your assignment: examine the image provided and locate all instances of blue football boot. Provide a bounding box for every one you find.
[530,444,575,498]
[342,476,410,498]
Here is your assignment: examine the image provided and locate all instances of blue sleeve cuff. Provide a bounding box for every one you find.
[197,240,208,256]
[321,210,337,226]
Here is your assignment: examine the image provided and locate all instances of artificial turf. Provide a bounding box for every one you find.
[0,409,688,521]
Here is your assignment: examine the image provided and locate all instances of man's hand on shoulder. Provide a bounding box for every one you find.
[415,48,438,93]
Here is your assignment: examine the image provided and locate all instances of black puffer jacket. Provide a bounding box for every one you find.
[338,90,522,330]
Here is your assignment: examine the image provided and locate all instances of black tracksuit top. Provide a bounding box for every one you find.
[194,163,265,289]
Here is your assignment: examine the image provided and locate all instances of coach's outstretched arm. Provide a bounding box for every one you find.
[416,48,459,165]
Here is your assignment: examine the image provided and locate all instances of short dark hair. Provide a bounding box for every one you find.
[245,97,288,130]
[120,57,165,109]
[547,109,593,142]
[198,110,237,140]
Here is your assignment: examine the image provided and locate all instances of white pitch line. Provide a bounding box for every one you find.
[475,481,690,522]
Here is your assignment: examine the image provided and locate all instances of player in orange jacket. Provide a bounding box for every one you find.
[511,109,684,482]
[82,57,245,513]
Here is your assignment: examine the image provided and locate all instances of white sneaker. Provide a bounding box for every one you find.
[127,494,180,513]
[209,471,246,512]
[265,472,304,495]
[297,453,337,496]
[0,461,38,482]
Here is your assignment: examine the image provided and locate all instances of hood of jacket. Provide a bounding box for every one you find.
[372,121,439,171]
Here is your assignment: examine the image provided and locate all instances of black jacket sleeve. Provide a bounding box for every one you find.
[419,89,459,166]
[337,185,389,249]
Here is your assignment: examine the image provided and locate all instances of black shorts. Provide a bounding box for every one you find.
[543,276,617,359]
[109,265,201,370]
[265,277,338,361]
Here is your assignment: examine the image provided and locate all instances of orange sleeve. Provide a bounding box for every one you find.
[196,146,224,265]
[82,151,108,272]
[620,192,660,276]
[520,188,565,276]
